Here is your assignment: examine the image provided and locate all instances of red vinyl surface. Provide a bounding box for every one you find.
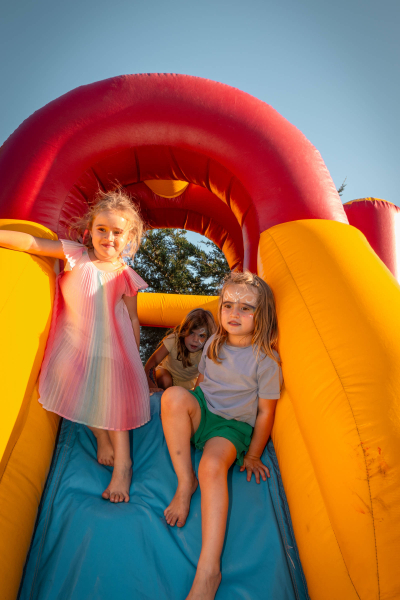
[344,199,400,279]
[0,74,346,270]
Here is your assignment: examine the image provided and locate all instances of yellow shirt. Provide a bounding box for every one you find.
[159,334,202,390]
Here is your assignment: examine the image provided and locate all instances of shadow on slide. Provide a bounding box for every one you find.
[19,394,309,600]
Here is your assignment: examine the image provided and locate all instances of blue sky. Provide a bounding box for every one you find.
[1,0,399,230]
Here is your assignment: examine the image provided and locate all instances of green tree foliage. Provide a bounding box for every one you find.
[130,229,230,363]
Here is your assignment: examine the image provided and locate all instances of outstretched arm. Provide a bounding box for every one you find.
[0,230,65,259]
[144,344,169,389]
[240,398,278,483]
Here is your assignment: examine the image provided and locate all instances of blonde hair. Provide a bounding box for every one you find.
[161,309,216,368]
[207,271,280,366]
[70,187,144,259]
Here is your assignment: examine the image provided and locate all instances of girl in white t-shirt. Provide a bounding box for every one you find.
[144,308,216,391]
[161,271,282,600]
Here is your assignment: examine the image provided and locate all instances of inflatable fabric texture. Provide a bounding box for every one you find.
[137,293,218,327]
[0,220,60,599]
[259,220,400,600]
[19,395,309,600]
[344,198,400,280]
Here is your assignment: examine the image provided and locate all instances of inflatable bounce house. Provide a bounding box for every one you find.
[1,74,399,600]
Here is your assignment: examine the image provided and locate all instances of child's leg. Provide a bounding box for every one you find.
[161,386,202,526]
[156,367,173,389]
[187,437,236,600]
[88,426,114,466]
[102,430,132,503]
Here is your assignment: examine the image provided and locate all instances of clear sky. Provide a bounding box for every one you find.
[1,0,399,216]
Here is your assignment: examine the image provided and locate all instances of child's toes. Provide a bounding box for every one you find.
[102,488,111,500]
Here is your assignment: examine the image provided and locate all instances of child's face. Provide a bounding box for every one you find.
[184,328,208,353]
[221,284,258,339]
[91,210,130,261]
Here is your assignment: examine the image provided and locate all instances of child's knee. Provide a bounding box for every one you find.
[199,454,229,481]
[161,386,188,412]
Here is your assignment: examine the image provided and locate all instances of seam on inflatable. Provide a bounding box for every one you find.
[29,422,75,599]
[168,147,186,180]
[263,230,369,600]
[267,449,307,599]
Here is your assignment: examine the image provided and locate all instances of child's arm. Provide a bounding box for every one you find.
[0,230,65,259]
[123,295,141,350]
[144,344,169,390]
[240,398,278,483]
[194,373,204,388]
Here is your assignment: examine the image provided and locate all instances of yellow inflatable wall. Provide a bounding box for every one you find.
[1,219,400,600]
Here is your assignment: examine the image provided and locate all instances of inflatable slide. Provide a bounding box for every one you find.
[0,74,400,600]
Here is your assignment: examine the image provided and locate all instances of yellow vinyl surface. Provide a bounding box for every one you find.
[259,219,400,600]
[137,293,218,327]
[0,220,59,600]
[2,218,400,600]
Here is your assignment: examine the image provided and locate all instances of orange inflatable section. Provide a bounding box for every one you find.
[259,219,400,600]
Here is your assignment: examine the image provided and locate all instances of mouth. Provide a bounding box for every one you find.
[227,321,240,327]
[189,344,199,351]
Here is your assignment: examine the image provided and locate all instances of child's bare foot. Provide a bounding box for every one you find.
[164,474,198,527]
[186,567,222,600]
[102,462,132,503]
[96,431,114,466]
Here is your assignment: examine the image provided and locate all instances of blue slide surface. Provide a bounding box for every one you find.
[20,394,309,600]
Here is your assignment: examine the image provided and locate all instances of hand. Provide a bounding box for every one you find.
[240,454,270,483]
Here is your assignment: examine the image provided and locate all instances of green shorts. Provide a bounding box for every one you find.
[189,386,253,466]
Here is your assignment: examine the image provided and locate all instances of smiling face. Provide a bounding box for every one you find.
[220,284,259,344]
[184,327,208,353]
[90,210,131,261]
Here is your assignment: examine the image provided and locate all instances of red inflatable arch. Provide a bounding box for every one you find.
[0,73,346,270]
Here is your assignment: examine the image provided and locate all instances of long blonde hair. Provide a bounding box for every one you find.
[161,309,216,368]
[70,187,144,259]
[207,271,280,365]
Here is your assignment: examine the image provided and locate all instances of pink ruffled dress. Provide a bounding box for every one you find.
[38,240,150,431]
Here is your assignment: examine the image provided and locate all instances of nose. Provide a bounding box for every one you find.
[230,303,240,316]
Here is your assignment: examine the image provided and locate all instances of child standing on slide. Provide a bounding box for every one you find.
[161,271,281,600]
[0,189,149,504]
[144,309,216,391]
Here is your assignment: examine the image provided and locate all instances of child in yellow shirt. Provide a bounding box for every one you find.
[145,309,216,391]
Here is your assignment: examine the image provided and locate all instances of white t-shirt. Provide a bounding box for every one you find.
[198,335,281,427]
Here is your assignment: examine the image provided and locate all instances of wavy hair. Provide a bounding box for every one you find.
[207,271,280,366]
[69,187,144,259]
[161,308,216,368]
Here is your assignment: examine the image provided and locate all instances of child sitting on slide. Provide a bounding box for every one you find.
[144,308,216,391]
[161,271,282,600]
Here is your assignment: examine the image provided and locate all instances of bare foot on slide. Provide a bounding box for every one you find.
[186,567,222,600]
[96,431,114,466]
[102,462,132,503]
[164,474,198,527]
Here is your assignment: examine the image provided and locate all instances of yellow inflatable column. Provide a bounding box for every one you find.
[0,221,60,600]
[137,293,219,327]
[258,220,400,600]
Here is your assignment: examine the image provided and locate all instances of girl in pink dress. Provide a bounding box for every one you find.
[0,189,150,503]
